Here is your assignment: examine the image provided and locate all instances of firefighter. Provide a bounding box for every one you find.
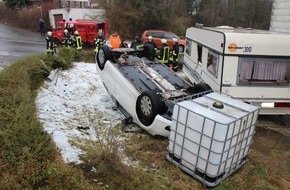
[94,31,105,54]
[130,36,143,50]
[157,39,170,66]
[109,32,121,48]
[46,31,56,55]
[74,31,82,51]
[62,29,72,48]
[145,35,157,55]
[169,38,179,71]
[144,36,157,50]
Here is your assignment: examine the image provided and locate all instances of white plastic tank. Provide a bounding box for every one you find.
[168,92,259,184]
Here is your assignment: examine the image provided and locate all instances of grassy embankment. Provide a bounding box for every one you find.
[0,49,101,189]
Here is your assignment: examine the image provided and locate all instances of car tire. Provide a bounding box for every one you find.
[193,82,212,93]
[96,45,112,70]
[143,44,155,61]
[136,90,162,126]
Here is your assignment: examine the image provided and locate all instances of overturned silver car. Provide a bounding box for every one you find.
[95,44,211,136]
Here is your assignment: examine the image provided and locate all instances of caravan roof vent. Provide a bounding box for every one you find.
[195,23,204,28]
[215,25,234,30]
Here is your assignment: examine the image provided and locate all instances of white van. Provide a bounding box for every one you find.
[183,25,290,115]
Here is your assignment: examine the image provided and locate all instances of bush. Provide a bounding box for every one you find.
[82,50,96,63]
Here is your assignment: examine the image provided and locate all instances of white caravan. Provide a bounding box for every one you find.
[183,26,290,115]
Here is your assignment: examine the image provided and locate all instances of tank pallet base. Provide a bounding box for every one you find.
[166,153,248,187]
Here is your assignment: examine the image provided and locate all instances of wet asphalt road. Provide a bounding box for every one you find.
[0,23,46,71]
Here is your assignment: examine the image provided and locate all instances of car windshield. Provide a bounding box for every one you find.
[164,32,179,40]
[57,24,63,30]
[146,32,162,38]
[146,31,180,40]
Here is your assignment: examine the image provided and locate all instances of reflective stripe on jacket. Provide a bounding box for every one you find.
[75,35,82,51]
[135,43,144,50]
[94,37,105,53]
[62,34,72,47]
[158,45,170,64]
[169,44,179,62]
[46,36,55,54]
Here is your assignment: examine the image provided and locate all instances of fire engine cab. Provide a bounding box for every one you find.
[52,19,108,47]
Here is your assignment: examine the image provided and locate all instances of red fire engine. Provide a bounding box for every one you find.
[52,19,108,47]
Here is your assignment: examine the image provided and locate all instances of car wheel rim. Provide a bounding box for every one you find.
[99,49,105,66]
[140,96,152,116]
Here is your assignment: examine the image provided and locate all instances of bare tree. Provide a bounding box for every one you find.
[99,0,273,38]
[196,0,272,28]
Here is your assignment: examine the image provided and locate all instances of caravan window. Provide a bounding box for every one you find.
[207,51,219,78]
[197,45,202,63]
[238,58,290,85]
[185,39,192,56]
